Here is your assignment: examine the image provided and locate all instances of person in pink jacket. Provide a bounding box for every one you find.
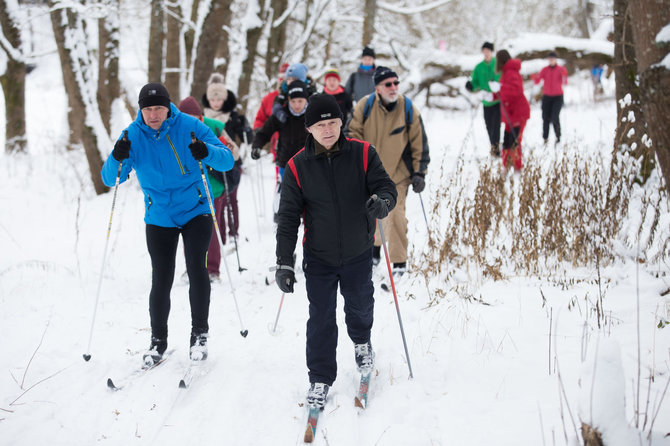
[534,51,568,145]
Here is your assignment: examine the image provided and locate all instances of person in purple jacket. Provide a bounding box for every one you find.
[101,83,235,366]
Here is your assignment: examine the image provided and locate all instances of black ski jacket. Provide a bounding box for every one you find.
[276,133,397,267]
[252,108,308,168]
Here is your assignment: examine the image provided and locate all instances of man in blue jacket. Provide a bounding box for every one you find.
[101,82,235,366]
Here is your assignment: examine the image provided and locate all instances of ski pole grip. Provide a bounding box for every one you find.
[371,194,378,201]
[191,131,196,143]
[122,130,129,142]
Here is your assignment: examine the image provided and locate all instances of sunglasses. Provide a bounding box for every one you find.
[383,80,400,88]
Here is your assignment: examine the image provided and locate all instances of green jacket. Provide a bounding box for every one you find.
[471,58,500,107]
[203,116,226,198]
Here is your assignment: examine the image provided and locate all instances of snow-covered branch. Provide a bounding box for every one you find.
[272,0,300,28]
[378,0,452,15]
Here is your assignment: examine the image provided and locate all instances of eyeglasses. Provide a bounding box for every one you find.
[383,80,400,88]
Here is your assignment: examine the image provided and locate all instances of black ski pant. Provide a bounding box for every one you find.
[483,102,501,146]
[304,249,375,386]
[541,94,563,141]
[146,214,213,341]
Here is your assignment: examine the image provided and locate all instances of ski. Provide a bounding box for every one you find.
[107,353,171,391]
[354,372,372,409]
[178,361,204,389]
[303,407,321,443]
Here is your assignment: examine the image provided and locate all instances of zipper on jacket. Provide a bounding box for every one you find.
[166,134,186,175]
[326,156,344,265]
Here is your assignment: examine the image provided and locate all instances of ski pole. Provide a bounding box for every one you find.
[418,192,429,233]
[375,202,414,379]
[271,292,285,334]
[83,131,127,361]
[221,172,247,272]
[257,156,266,216]
[193,133,248,338]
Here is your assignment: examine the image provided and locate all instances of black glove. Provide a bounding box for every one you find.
[251,147,261,160]
[465,80,474,92]
[411,173,425,193]
[189,139,208,160]
[112,135,130,161]
[366,195,390,219]
[275,265,296,293]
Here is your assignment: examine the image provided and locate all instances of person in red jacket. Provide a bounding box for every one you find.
[534,51,568,145]
[489,50,530,171]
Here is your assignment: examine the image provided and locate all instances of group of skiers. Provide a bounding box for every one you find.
[466,42,568,171]
[100,46,430,410]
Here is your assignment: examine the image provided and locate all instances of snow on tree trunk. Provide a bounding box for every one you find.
[97,0,120,135]
[49,1,110,195]
[237,0,265,116]
[148,0,164,82]
[164,1,181,100]
[190,0,231,99]
[629,0,670,194]
[264,0,288,83]
[0,0,26,153]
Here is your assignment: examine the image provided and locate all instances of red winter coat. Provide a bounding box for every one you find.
[254,90,279,129]
[497,59,530,131]
[534,64,568,96]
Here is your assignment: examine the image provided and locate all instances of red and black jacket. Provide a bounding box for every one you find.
[276,133,397,267]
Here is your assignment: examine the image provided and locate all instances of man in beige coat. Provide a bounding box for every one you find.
[347,66,430,274]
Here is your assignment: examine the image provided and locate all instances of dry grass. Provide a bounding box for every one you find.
[415,141,670,303]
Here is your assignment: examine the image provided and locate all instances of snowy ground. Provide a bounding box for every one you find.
[1,13,670,446]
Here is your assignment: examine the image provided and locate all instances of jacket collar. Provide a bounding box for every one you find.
[135,102,180,137]
[303,132,349,159]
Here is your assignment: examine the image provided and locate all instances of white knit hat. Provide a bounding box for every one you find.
[206,73,228,102]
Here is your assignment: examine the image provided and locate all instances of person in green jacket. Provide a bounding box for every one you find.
[466,41,502,156]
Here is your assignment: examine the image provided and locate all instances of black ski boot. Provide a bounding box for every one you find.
[354,341,375,374]
[143,336,167,367]
[189,332,208,361]
[306,382,329,409]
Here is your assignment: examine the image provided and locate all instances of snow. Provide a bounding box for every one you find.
[657,23,670,43]
[1,5,670,446]
[506,32,614,57]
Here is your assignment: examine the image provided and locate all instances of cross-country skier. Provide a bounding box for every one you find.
[100,83,235,365]
[274,93,397,409]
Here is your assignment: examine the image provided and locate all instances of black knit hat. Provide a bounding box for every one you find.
[373,66,398,85]
[362,46,376,58]
[481,41,494,51]
[138,82,171,109]
[547,51,558,58]
[304,93,343,128]
[287,80,309,99]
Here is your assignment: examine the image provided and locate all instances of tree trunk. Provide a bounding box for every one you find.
[238,2,267,116]
[97,0,120,135]
[148,0,164,82]
[164,2,181,99]
[49,1,107,195]
[362,0,376,47]
[0,0,26,152]
[629,0,670,192]
[214,3,234,78]
[301,0,312,61]
[264,0,288,82]
[190,0,231,99]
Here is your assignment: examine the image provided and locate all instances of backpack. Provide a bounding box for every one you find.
[362,94,413,128]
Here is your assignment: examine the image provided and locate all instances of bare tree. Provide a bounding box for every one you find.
[629,0,670,192]
[184,0,201,69]
[362,0,376,47]
[264,0,289,81]
[97,0,120,135]
[238,0,268,115]
[148,0,164,82]
[0,0,27,152]
[49,0,108,194]
[190,0,232,99]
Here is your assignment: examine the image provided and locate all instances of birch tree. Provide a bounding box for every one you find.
[97,0,120,135]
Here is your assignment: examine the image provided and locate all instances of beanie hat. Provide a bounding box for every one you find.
[206,72,228,102]
[286,63,308,82]
[547,51,558,58]
[362,46,376,58]
[287,80,309,99]
[323,68,340,82]
[138,82,171,109]
[304,93,343,128]
[481,41,494,51]
[178,96,202,117]
[373,66,398,85]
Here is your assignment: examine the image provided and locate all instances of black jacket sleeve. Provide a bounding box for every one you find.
[365,145,397,211]
[252,115,281,149]
[275,164,304,266]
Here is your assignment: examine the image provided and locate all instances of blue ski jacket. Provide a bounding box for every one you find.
[101,103,235,228]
